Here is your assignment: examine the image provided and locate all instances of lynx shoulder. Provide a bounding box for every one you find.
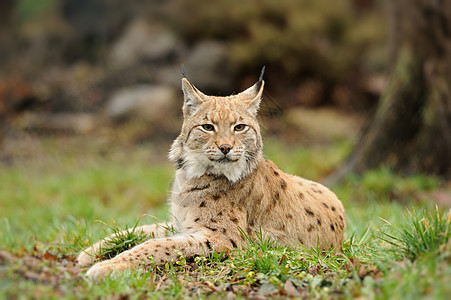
[78,70,346,278]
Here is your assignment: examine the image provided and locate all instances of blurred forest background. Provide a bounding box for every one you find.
[0,0,450,182]
[0,0,386,157]
[1,1,451,298]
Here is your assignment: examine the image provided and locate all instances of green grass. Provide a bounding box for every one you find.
[379,207,451,261]
[95,219,153,260]
[0,137,450,299]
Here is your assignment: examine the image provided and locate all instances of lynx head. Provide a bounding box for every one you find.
[169,70,265,182]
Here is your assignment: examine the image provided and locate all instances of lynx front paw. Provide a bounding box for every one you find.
[86,260,129,279]
[77,249,97,267]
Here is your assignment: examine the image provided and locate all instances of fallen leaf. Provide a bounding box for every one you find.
[204,280,218,292]
[284,280,301,297]
[42,251,57,261]
[308,265,321,275]
[317,258,328,270]
[358,264,380,278]
[279,254,288,263]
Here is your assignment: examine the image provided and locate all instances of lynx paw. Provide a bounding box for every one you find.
[77,249,97,267]
[86,260,129,279]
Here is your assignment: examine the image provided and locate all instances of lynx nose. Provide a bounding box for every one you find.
[219,144,232,155]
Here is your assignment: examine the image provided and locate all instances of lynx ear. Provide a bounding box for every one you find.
[239,67,265,115]
[182,78,206,117]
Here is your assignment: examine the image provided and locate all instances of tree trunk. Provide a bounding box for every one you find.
[327,0,451,182]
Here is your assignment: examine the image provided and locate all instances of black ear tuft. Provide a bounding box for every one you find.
[257,66,265,90]
[181,64,187,78]
[259,66,265,82]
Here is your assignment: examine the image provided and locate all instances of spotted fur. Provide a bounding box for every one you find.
[78,74,346,279]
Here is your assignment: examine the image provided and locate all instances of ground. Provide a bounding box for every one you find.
[0,135,450,299]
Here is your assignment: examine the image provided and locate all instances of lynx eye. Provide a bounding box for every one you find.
[201,124,215,131]
[234,124,246,132]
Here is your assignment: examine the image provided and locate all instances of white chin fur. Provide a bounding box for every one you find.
[183,150,249,182]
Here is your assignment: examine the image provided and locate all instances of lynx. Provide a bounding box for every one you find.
[78,69,346,278]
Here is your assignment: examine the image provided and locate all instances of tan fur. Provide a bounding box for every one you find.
[78,75,346,279]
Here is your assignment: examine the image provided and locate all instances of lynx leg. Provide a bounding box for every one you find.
[86,230,232,279]
[77,223,174,267]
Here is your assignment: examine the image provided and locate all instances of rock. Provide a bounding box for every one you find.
[109,19,180,67]
[19,113,97,134]
[184,41,236,94]
[105,85,177,122]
